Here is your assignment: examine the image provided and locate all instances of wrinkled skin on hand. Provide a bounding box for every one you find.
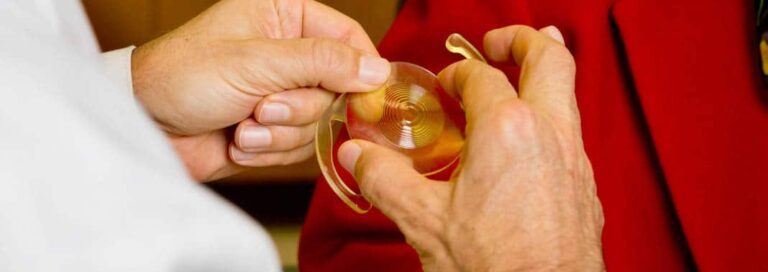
[337,25,605,271]
[132,0,389,181]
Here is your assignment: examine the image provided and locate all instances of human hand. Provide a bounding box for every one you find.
[131,0,390,181]
[337,25,604,271]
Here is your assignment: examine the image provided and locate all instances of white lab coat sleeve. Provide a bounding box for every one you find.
[0,1,281,272]
[101,46,137,97]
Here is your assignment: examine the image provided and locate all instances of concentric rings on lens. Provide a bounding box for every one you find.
[345,62,465,175]
[379,82,445,149]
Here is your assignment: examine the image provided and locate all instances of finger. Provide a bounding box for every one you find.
[242,38,391,94]
[483,25,578,122]
[234,119,315,152]
[229,142,314,167]
[301,0,379,54]
[254,87,335,126]
[539,25,565,45]
[437,59,518,122]
[337,140,439,216]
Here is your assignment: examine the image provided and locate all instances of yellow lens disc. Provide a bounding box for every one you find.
[346,62,465,175]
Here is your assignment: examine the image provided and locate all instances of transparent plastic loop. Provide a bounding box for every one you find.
[446,33,487,63]
[316,33,486,214]
[316,94,373,213]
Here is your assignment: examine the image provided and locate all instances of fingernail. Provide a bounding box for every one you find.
[542,25,565,44]
[231,147,257,162]
[259,102,291,123]
[338,141,362,174]
[358,55,390,87]
[239,125,272,149]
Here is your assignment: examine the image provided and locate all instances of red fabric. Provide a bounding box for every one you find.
[299,0,768,270]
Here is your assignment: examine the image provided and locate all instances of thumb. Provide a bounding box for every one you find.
[244,38,391,93]
[337,140,433,216]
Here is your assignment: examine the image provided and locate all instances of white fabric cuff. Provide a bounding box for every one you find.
[101,45,136,97]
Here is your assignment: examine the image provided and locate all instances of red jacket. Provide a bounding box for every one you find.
[299,0,768,270]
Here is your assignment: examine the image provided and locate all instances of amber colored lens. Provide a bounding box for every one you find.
[346,62,465,175]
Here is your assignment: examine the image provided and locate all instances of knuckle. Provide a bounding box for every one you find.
[274,126,313,149]
[299,124,317,145]
[487,101,537,139]
[518,24,538,34]
[283,130,305,148]
[540,42,576,72]
[264,128,290,149]
[485,25,521,44]
[307,39,331,71]
[481,66,509,83]
[345,21,365,41]
[257,156,281,167]
[240,154,274,167]
[277,0,303,8]
[279,145,313,166]
[266,90,331,125]
[407,183,441,213]
[308,38,352,74]
[352,21,365,35]
[250,145,313,167]
[358,161,379,189]
[459,60,509,86]
[307,92,334,121]
[457,59,485,74]
[358,154,386,199]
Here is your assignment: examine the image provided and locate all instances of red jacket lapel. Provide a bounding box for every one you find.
[612,0,768,269]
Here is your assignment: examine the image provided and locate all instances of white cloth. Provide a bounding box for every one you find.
[0,1,280,271]
[101,46,136,97]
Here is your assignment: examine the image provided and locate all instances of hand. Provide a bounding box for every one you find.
[131,0,390,181]
[337,25,604,271]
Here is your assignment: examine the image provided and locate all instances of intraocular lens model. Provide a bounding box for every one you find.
[346,62,464,175]
[316,33,483,214]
